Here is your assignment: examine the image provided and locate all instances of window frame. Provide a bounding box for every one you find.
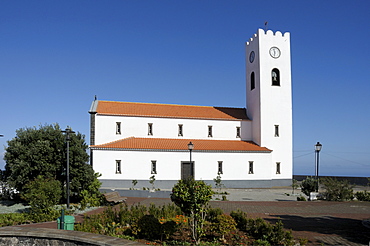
[208,125,213,137]
[151,160,157,174]
[236,126,241,138]
[178,124,183,137]
[248,161,254,174]
[116,160,121,174]
[218,161,223,174]
[116,122,121,135]
[276,162,281,174]
[275,125,279,137]
[148,123,153,136]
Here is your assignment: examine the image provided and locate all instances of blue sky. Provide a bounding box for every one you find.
[1,1,369,177]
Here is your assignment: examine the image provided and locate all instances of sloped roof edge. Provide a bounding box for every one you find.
[94,100,250,121]
[90,137,271,153]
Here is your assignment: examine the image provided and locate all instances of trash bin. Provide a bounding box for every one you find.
[57,215,75,230]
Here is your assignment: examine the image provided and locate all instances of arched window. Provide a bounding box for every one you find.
[272,68,280,86]
[250,72,255,90]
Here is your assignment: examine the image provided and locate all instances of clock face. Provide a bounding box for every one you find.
[249,51,255,63]
[269,47,281,58]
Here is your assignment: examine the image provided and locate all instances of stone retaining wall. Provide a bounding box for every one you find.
[0,227,144,246]
[293,175,369,186]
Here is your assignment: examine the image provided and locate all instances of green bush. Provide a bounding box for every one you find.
[28,208,62,222]
[300,176,317,197]
[161,220,178,240]
[138,214,161,240]
[249,219,293,245]
[297,196,307,201]
[148,203,182,220]
[0,213,29,227]
[298,237,309,245]
[230,210,293,245]
[321,177,354,201]
[21,175,62,214]
[355,190,370,201]
[76,203,183,240]
[206,207,223,223]
[210,214,236,242]
[79,172,103,210]
[253,239,270,245]
[230,209,248,231]
[0,207,66,227]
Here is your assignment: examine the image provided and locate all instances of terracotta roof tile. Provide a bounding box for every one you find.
[91,137,271,152]
[95,101,249,120]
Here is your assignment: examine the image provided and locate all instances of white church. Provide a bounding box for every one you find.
[89,29,292,189]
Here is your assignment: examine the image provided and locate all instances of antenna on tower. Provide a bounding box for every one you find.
[264,21,268,32]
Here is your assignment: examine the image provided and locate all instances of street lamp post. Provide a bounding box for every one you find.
[188,142,194,179]
[315,142,322,192]
[188,142,194,164]
[62,127,75,209]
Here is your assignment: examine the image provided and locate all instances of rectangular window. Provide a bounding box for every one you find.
[151,160,157,174]
[116,122,121,135]
[178,124,183,137]
[116,160,121,174]
[274,125,279,137]
[236,127,241,138]
[251,72,255,90]
[208,125,213,137]
[218,161,223,174]
[148,123,153,136]
[276,162,281,174]
[248,161,254,174]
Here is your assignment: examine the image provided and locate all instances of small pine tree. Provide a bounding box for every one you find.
[149,175,156,190]
[301,176,318,197]
[292,179,299,194]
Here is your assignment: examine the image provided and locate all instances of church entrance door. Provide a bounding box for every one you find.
[181,161,194,180]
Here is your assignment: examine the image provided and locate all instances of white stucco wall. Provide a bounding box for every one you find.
[93,149,273,181]
[246,29,293,180]
[94,115,252,145]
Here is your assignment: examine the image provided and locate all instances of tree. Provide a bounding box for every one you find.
[170,178,214,244]
[3,123,100,202]
[300,176,318,197]
[292,179,299,194]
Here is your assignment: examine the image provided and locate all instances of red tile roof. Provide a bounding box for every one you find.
[91,137,271,152]
[94,101,249,120]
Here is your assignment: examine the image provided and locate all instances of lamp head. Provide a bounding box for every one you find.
[188,142,194,150]
[315,142,322,152]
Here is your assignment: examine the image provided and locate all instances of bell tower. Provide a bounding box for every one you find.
[246,29,292,179]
